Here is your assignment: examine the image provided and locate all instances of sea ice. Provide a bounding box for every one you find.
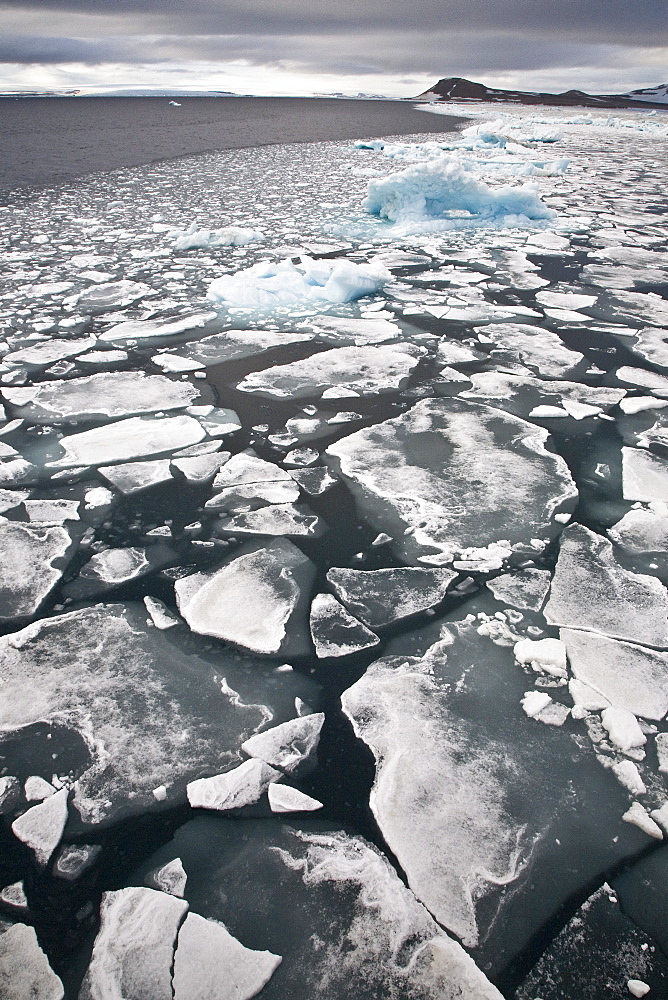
[207,256,390,309]
[327,566,456,627]
[206,452,300,510]
[0,923,64,1000]
[327,397,576,565]
[267,784,323,813]
[175,539,315,656]
[4,372,198,423]
[622,802,662,839]
[602,708,647,751]
[2,336,96,368]
[241,713,324,773]
[145,858,187,897]
[236,344,422,399]
[479,322,585,379]
[622,448,668,503]
[0,522,73,621]
[170,452,229,484]
[49,414,206,467]
[216,503,325,538]
[562,628,668,720]
[170,222,263,249]
[545,524,668,647]
[165,328,314,367]
[514,637,567,678]
[11,788,69,867]
[99,458,173,494]
[135,816,503,999]
[309,314,402,345]
[172,912,282,1000]
[73,280,152,314]
[0,603,315,824]
[23,499,80,524]
[486,569,552,610]
[98,310,217,343]
[187,759,280,811]
[67,544,175,597]
[309,593,380,657]
[79,887,187,1000]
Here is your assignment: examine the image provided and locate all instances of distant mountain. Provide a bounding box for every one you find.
[416,77,668,109]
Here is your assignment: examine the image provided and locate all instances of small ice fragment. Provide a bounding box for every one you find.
[24,775,56,801]
[241,714,324,773]
[11,787,69,867]
[53,843,101,881]
[144,596,180,630]
[514,638,567,677]
[310,592,380,658]
[650,802,668,834]
[0,881,28,910]
[267,784,323,813]
[621,803,663,839]
[627,981,650,998]
[657,733,668,773]
[611,760,646,796]
[187,759,281,811]
[146,858,187,897]
[521,691,552,717]
[568,678,610,712]
[152,785,167,802]
[601,708,646,751]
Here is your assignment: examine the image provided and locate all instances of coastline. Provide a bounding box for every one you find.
[0,96,467,191]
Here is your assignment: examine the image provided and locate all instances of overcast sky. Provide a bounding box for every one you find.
[1,0,666,96]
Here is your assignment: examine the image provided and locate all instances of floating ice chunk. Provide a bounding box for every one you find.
[363,155,555,232]
[309,593,380,657]
[536,290,597,310]
[309,314,402,345]
[99,310,217,343]
[175,539,315,656]
[2,336,96,367]
[207,256,390,310]
[146,858,187,897]
[151,353,205,373]
[171,222,263,250]
[76,349,128,365]
[612,760,646,796]
[480,322,585,378]
[73,280,152,314]
[521,691,552,717]
[207,479,301,511]
[4,372,198,423]
[0,459,39,488]
[622,803,662,839]
[267,783,323,812]
[187,759,280,811]
[196,405,241,438]
[0,522,72,621]
[0,882,28,910]
[289,466,338,496]
[327,566,456,628]
[621,327,668,373]
[69,545,174,596]
[592,290,668,329]
[514,637,567,677]
[327,398,576,566]
[79,887,188,1000]
[622,448,668,503]
[173,912,281,1000]
[628,981,651,998]
[0,488,31,513]
[49,414,206,467]
[615,367,668,397]
[216,502,325,538]
[100,458,173,494]
[656,733,668,774]
[242,713,324,773]
[11,788,69,867]
[0,603,312,824]
[23,499,80,524]
[205,452,298,510]
[602,708,647,751]
[561,629,668,720]
[651,803,668,835]
[487,569,551,610]
[545,524,668,647]
[458,373,623,419]
[236,344,422,399]
[84,486,115,509]
[54,843,101,881]
[0,923,64,1000]
[568,677,610,711]
[24,775,55,801]
[170,452,229,484]
[0,776,20,813]
[166,328,315,367]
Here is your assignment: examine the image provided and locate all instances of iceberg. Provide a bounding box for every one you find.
[207,256,390,310]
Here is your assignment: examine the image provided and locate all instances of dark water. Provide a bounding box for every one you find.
[0,96,464,190]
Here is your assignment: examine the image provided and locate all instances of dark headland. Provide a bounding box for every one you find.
[417,76,668,109]
[0,96,465,191]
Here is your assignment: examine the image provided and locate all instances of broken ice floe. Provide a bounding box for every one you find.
[0,921,64,1000]
[241,713,324,774]
[486,568,552,610]
[11,787,69,867]
[175,539,315,656]
[236,344,423,399]
[327,397,577,565]
[131,817,503,999]
[544,523,668,647]
[187,758,281,811]
[623,448,668,503]
[72,280,152,314]
[0,602,317,824]
[0,522,74,622]
[477,322,585,378]
[215,502,325,538]
[309,593,380,658]
[170,222,263,250]
[327,566,456,627]
[207,256,390,310]
[98,310,217,343]
[48,414,207,467]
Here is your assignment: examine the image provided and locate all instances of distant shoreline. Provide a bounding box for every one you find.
[0,96,467,192]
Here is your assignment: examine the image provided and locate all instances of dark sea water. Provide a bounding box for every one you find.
[0,96,464,189]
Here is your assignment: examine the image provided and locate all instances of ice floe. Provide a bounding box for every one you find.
[170,221,263,250]
[98,310,217,343]
[49,414,207,467]
[175,539,315,656]
[187,759,280,811]
[327,566,456,627]
[623,448,668,503]
[327,397,576,565]
[309,593,380,657]
[11,788,69,867]
[241,713,324,774]
[0,922,64,1000]
[0,522,73,621]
